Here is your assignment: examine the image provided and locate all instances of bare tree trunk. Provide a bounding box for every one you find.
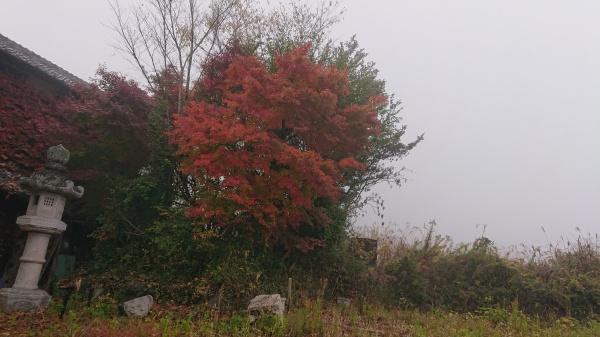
[110,0,242,116]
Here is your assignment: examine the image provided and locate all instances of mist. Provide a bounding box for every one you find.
[2,0,598,247]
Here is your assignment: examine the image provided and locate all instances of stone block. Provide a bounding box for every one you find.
[336,297,351,307]
[123,295,153,317]
[247,294,286,318]
[0,288,50,312]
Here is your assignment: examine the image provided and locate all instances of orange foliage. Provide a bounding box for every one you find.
[171,45,384,251]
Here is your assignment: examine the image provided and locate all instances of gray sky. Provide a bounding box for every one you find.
[2,1,599,247]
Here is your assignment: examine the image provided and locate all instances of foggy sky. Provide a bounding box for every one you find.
[1,1,599,247]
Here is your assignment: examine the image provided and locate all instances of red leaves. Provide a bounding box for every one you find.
[0,69,152,191]
[171,45,382,251]
[339,157,366,171]
[0,74,67,190]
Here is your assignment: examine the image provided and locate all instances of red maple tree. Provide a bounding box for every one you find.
[171,45,384,251]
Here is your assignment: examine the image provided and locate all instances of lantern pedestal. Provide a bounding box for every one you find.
[0,288,50,313]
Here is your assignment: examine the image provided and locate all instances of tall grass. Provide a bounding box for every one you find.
[358,222,600,320]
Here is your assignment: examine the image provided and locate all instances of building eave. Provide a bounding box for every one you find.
[0,33,85,88]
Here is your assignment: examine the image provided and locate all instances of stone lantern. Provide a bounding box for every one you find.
[0,145,84,312]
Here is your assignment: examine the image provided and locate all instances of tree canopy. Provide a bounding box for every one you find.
[171,45,383,251]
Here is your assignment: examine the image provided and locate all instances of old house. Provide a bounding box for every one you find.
[0,33,84,286]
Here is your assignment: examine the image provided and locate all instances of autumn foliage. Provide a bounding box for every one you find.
[0,69,152,191]
[0,74,72,190]
[60,68,153,180]
[171,45,384,251]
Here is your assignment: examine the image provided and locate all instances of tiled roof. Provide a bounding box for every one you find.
[0,33,84,86]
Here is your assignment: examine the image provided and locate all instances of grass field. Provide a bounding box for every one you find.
[2,298,600,337]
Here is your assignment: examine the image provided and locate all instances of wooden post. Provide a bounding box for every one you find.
[216,288,222,321]
[287,277,292,310]
[319,278,328,298]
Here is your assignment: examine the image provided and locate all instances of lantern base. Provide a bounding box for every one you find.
[0,288,50,312]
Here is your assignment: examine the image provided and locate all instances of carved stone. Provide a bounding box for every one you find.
[20,145,84,199]
[46,144,70,166]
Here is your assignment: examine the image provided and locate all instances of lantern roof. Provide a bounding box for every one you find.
[19,145,84,199]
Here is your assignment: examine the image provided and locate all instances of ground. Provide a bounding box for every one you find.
[1,297,600,337]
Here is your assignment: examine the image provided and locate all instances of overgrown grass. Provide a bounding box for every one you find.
[361,223,600,320]
[2,298,600,337]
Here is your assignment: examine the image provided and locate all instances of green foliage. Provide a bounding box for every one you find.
[200,246,265,308]
[516,235,600,319]
[254,315,286,337]
[380,227,520,311]
[322,37,423,217]
[287,300,324,337]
